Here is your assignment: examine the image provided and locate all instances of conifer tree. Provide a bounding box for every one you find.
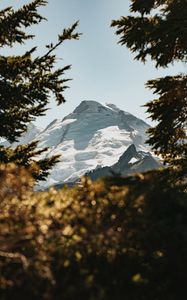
[111,0,187,177]
[0,0,80,180]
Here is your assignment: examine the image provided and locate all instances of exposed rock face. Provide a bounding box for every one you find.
[113,144,141,173]
[86,144,161,181]
[1,100,160,188]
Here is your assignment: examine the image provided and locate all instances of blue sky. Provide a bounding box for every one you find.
[1,0,185,128]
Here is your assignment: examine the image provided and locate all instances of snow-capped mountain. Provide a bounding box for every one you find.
[0,123,42,147]
[1,100,160,188]
[86,144,161,181]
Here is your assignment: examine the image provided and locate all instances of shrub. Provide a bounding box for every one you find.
[0,165,186,299]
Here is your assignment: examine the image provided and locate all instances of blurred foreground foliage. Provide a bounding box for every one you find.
[0,164,186,300]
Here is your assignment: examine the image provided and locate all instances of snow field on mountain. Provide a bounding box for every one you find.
[1,100,152,188]
[34,101,151,188]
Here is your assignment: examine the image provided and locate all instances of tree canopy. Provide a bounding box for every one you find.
[112,0,187,176]
[0,0,80,180]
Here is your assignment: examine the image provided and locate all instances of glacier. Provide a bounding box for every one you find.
[1,100,159,188]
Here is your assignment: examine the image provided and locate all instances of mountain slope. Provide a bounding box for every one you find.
[0,123,42,148]
[1,100,157,188]
[86,144,161,181]
[35,100,152,188]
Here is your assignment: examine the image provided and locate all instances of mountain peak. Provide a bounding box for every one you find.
[2,99,153,188]
[73,100,108,114]
[113,144,141,172]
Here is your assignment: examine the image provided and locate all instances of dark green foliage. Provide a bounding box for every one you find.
[0,1,80,180]
[110,3,187,297]
[0,142,60,180]
[0,1,187,299]
[0,0,47,47]
[112,0,187,176]
[146,75,187,172]
[112,0,187,67]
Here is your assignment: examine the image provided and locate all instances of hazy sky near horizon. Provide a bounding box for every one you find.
[1,0,185,128]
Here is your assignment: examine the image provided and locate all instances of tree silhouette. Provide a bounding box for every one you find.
[0,0,80,180]
[112,0,187,178]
